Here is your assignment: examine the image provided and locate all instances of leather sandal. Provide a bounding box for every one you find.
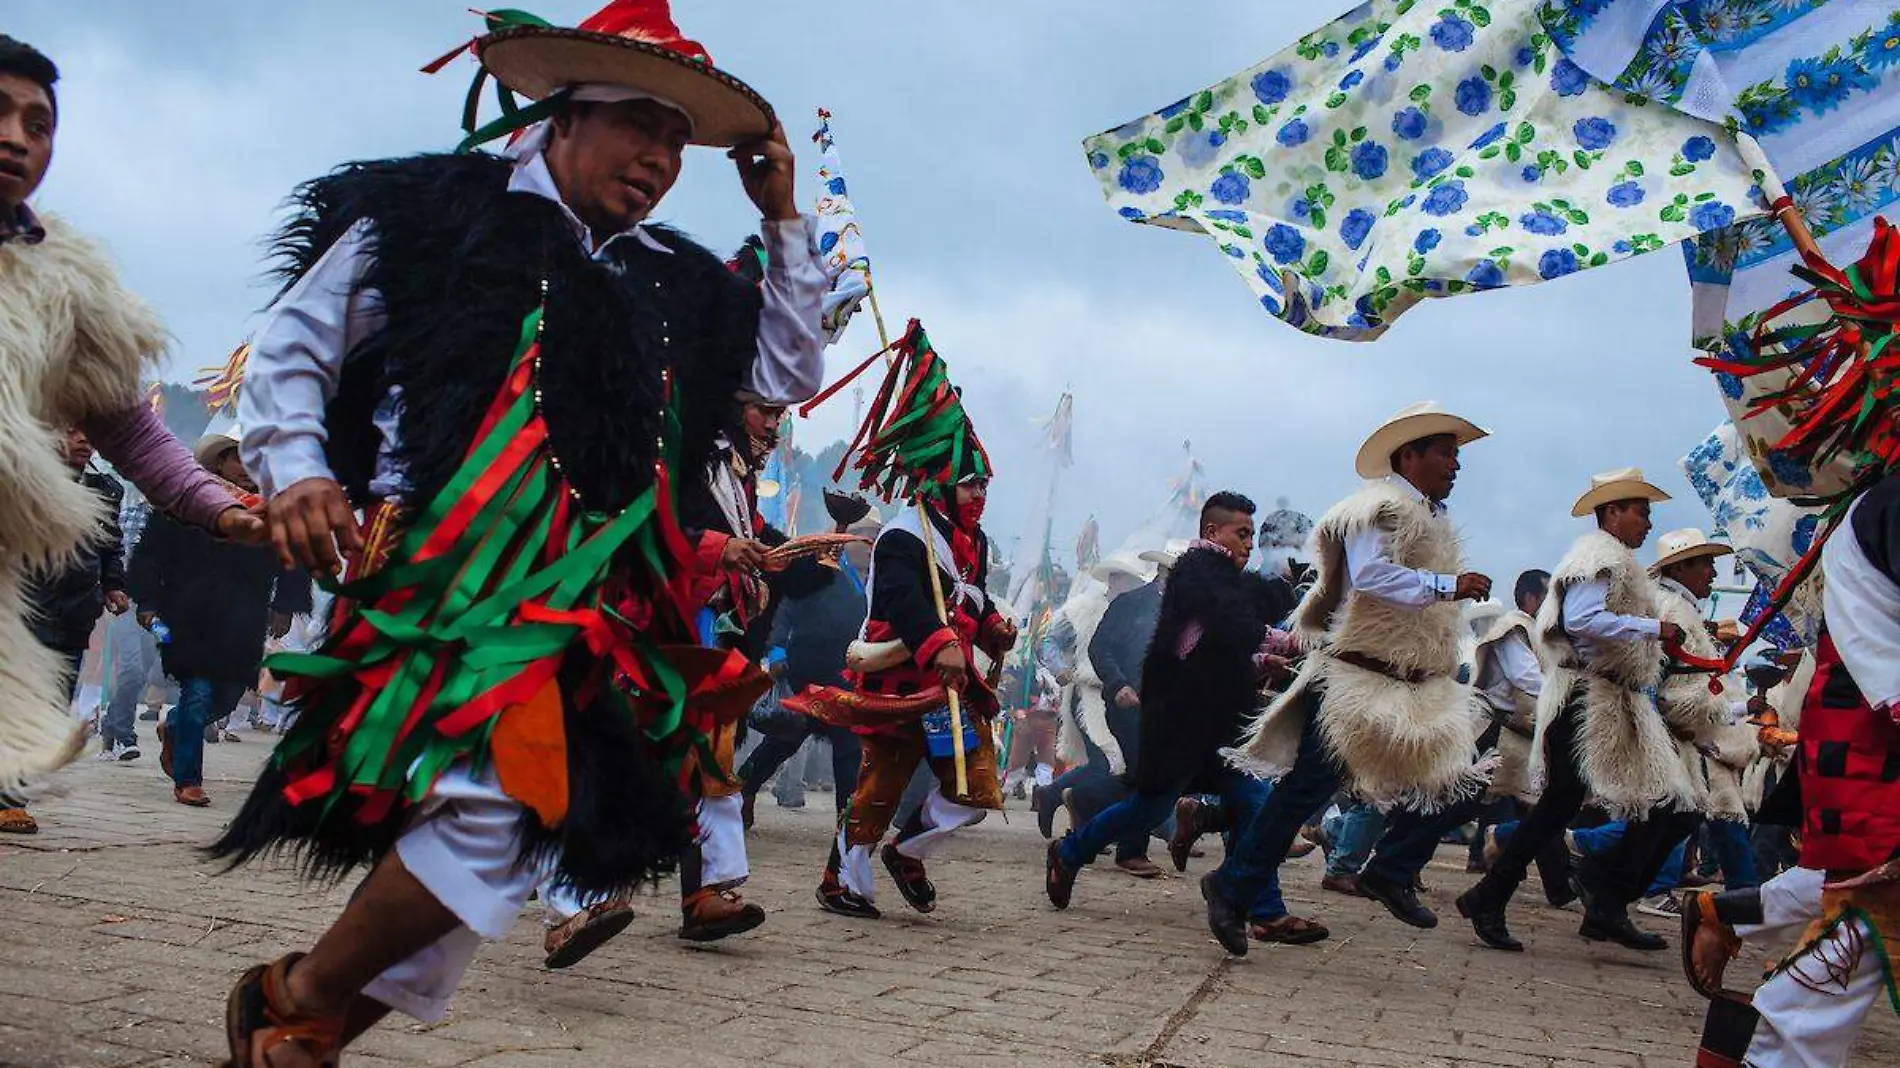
[0,807,37,834]
[224,953,344,1068]
[1248,915,1330,945]
[543,898,635,969]
[1681,890,1747,1003]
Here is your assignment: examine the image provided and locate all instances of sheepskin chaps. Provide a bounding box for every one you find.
[0,213,166,793]
[1475,610,1541,804]
[1229,480,1486,811]
[1530,531,1695,820]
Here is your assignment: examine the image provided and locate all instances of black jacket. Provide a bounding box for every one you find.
[26,469,126,651]
[125,512,312,685]
[1088,580,1163,773]
[769,559,870,691]
[1090,580,1163,702]
[1134,548,1290,795]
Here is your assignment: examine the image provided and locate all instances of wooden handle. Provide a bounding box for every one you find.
[915,495,969,798]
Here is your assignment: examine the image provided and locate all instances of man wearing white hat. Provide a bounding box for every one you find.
[1205,403,1494,952]
[1644,528,1761,905]
[1036,551,1165,872]
[208,2,823,1061]
[1457,469,1697,953]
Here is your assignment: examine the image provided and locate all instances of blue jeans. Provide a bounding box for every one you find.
[1323,801,1385,879]
[1702,818,1761,890]
[1646,819,1760,895]
[1212,695,1342,921]
[168,677,246,787]
[1059,769,1274,912]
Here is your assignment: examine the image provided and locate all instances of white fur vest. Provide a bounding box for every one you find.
[1052,587,1119,771]
[1229,481,1486,811]
[1530,531,1694,819]
[0,213,166,793]
[1476,611,1540,803]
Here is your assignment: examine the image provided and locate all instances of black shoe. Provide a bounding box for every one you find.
[881,843,937,914]
[1200,873,1249,957]
[1032,785,1057,840]
[1358,871,1438,929]
[1169,796,1203,873]
[1544,879,1579,909]
[815,884,881,919]
[1580,911,1667,951]
[1045,840,1079,910]
[139,709,159,721]
[1455,888,1523,952]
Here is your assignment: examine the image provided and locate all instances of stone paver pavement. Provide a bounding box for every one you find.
[2,738,1896,1067]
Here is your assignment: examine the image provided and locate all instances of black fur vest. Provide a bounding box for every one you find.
[268,153,760,514]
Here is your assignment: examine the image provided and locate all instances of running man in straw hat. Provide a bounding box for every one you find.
[1646,528,1762,900]
[208,2,824,1062]
[1456,469,1702,954]
[1203,402,1494,953]
[1042,550,1167,872]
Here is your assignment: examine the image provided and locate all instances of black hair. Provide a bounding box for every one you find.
[1389,433,1457,474]
[1201,491,1257,525]
[1514,569,1550,611]
[0,36,57,119]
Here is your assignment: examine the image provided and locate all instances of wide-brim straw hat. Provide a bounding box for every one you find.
[475,3,774,148]
[1651,527,1734,572]
[1354,401,1489,479]
[193,433,239,470]
[1090,551,1152,584]
[1571,466,1672,517]
[1138,538,1194,570]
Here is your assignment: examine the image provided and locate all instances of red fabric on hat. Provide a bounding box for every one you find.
[578,0,712,63]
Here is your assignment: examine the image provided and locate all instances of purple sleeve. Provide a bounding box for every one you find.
[81,405,237,532]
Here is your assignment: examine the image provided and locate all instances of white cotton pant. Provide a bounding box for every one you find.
[1740,867,1888,1068]
[835,790,986,902]
[539,794,750,925]
[359,762,535,1023]
[695,793,749,892]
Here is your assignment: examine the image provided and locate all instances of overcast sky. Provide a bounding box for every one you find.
[13,1,1742,591]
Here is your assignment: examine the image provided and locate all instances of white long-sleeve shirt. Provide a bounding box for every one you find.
[1341,475,1457,609]
[1822,493,1900,711]
[239,150,827,501]
[1478,630,1542,712]
[1562,576,1661,666]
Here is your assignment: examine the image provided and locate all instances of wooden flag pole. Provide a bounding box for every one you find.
[915,493,970,797]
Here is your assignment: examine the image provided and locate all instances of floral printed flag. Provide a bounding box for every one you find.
[1084,0,1762,340]
[1680,419,1824,645]
[1544,2,1900,498]
[811,108,873,346]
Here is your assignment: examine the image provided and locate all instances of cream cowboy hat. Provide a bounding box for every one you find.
[1651,528,1734,572]
[464,0,774,148]
[1570,466,1672,517]
[1090,551,1152,583]
[192,433,240,470]
[1354,401,1490,479]
[1139,538,1194,570]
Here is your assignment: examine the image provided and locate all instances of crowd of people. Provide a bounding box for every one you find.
[1,4,1896,1068]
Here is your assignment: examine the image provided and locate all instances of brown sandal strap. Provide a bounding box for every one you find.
[253,954,344,1065]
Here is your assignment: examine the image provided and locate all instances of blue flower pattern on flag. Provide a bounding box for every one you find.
[1084,0,1759,340]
